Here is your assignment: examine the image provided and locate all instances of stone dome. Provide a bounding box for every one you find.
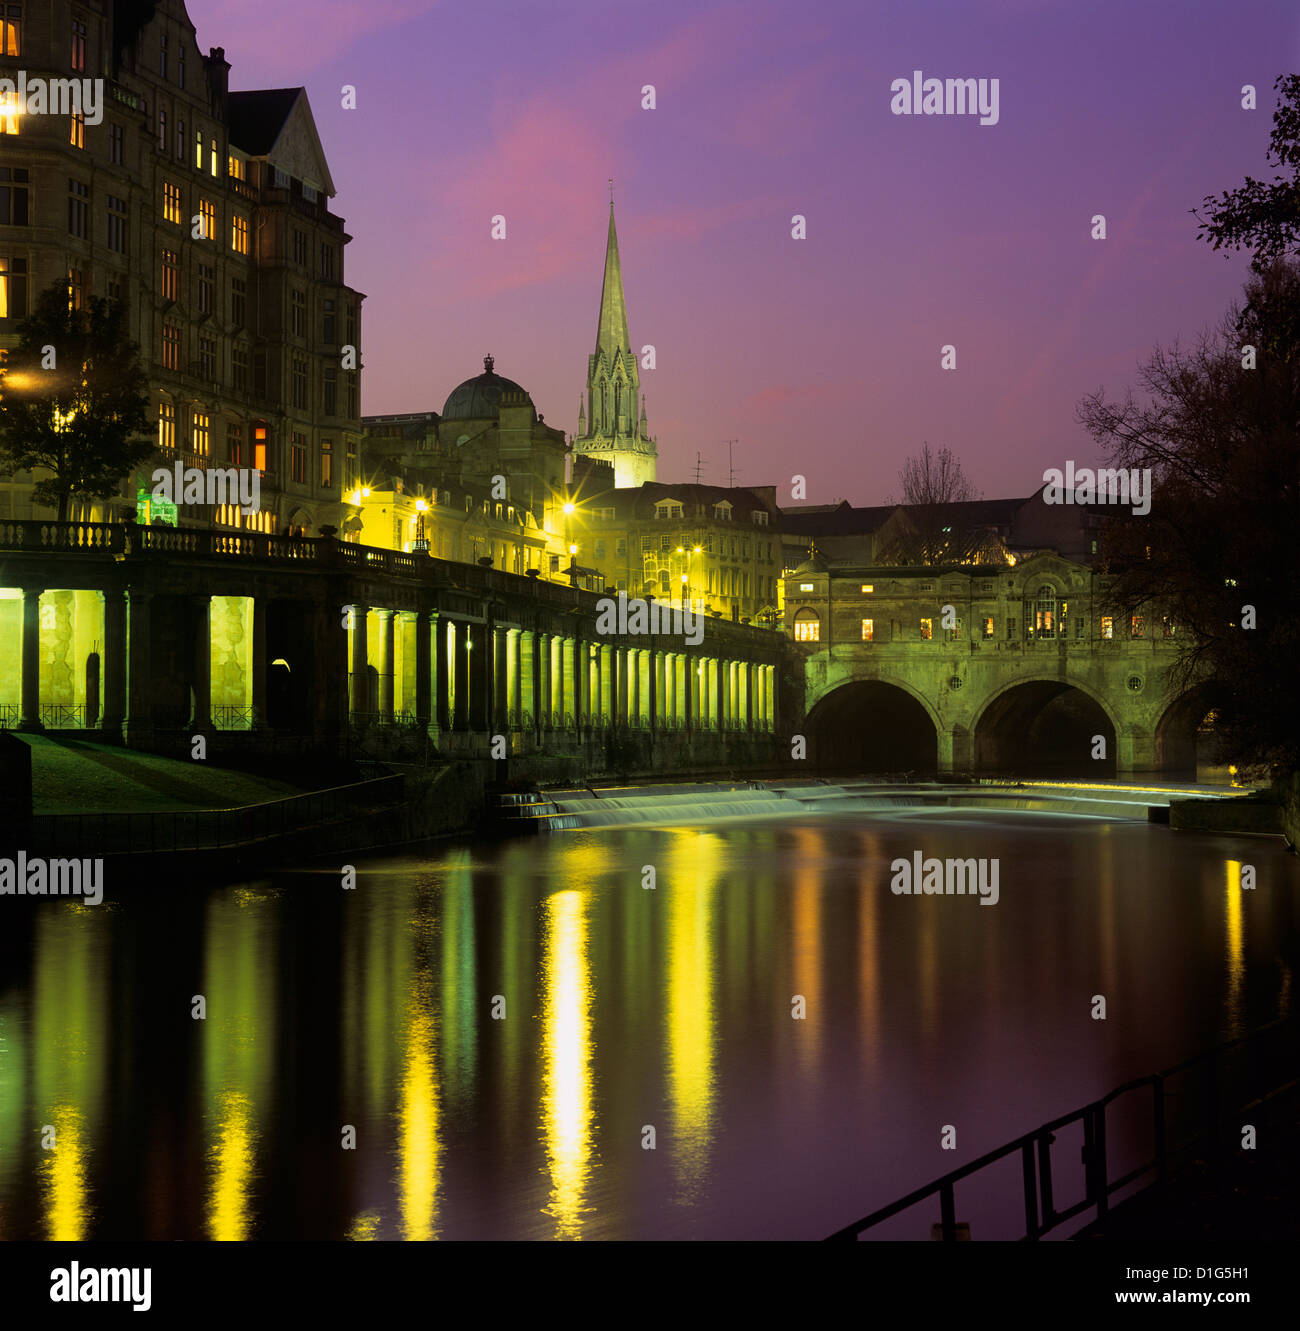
[441,355,531,423]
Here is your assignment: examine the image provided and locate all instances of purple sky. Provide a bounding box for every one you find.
[192,0,1298,503]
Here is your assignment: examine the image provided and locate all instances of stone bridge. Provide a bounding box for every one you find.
[782,551,1216,779]
[0,520,783,783]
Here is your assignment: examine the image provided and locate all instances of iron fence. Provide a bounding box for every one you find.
[826,1015,1299,1241]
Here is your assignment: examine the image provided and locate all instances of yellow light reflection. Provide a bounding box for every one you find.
[397,993,440,1240]
[207,1090,254,1241]
[1224,861,1245,1037]
[42,1105,88,1240]
[791,828,824,1075]
[540,888,594,1238]
[665,831,719,1204]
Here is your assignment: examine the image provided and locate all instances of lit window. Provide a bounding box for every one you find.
[799,583,814,592]
[1100,616,1113,640]
[252,424,267,471]
[0,88,19,135]
[1130,615,1144,639]
[198,198,216,240]
[209,138,218,177]
[794,613,820,642]
[230,213,248,254]
[1033,584,1057,639]
[1,4,20,56]
[67,266,84,311]
[70,111,85,149]
[983,616,994,639]
[0,255,26,317]
[227,154,244,180]
[192,413,210,457]
[920,617,933,640]
[860,584,874,593]
[861,619,874,641]
[195,129,204,170]
[158,402,176,451]
[162,181,181,224]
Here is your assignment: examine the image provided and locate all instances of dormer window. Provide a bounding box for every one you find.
[655,499,683,520]
[714,500,733,520]
[752,510,769,526]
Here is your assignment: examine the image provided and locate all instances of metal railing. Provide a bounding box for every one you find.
[211,704,256,730]
[28,774,404,856]
[826,1015,1299,1241]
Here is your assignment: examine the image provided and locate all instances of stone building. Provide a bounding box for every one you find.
[570,202,658,488]
[359,356,569,573]
[565,481,783,624]
[0,0,362,534]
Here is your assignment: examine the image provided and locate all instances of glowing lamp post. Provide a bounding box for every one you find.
[413,498,429,552]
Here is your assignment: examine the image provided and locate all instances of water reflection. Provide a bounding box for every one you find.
[35,906,107,1240]
[203,888,278,1240]
[539,887,594,1238]
[0,816,1295,1240]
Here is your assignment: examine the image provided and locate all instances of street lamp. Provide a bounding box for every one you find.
[413,498,429,553]
[675,544,702,610]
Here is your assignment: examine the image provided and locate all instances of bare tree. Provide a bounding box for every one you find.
[879,443,989,564]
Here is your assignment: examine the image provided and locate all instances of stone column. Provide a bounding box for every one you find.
[124,589,152,746]
[520,629,536,733]
[189,594,212,731]
[452,622,470,730]
[538,632,552,729]
[348,601,369,722]
[400,611,419,719]
[100,588,126,737]
[314,599,349,750]
[560,636,575,730]
[19,587,42,731]
[493,626,509,732]
[654,651,666,729]
[377,608,395,722]
[250,596,268,730]
[415,610,432,730]
[507,628,521,728]
[434,614,451,734]
[600,644,614,728]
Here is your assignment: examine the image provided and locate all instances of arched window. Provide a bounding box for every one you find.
[1033,584,1057,638]
[614,381,622,431]
[793,608,820,643]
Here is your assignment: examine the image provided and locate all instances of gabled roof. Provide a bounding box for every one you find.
[227,87,336,196]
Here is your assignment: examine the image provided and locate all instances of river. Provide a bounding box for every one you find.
[0,809,1295,1239]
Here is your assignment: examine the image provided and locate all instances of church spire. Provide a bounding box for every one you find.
[595,200,632,363]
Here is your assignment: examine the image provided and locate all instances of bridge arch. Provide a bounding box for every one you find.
[804,677,941,775]
[971,675,1119,777]
[1153,681,1229,781]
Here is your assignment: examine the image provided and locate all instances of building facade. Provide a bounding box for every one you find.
[0,0,362,534]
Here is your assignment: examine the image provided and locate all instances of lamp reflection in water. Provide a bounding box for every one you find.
[1224,861,1246,1039]
[665,830,720,1206]
[540,887,595,1238]
[203,887,279,1241]
[35,905,107,1241]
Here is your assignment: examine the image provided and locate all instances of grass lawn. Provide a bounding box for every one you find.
[18,735,305,814]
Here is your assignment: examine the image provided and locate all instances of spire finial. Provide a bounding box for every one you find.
[609,177,614,208]
[484,353,494,374]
